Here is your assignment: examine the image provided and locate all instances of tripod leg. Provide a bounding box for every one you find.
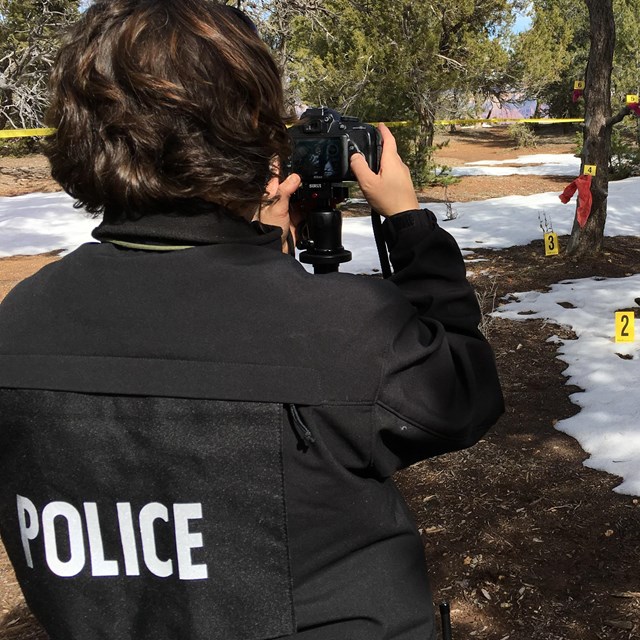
[439,601,452,640]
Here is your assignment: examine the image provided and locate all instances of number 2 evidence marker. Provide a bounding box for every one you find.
[615,311,635,343]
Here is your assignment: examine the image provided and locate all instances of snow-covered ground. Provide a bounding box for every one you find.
[496,276,640,495]
[1,155,639,495]
[451,153,581,177]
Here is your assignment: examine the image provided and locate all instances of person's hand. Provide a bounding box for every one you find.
[349,122,420,217]
[259,173,302,253]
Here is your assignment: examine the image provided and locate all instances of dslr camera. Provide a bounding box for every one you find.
[285,108,382,273]
[286,107,382,183]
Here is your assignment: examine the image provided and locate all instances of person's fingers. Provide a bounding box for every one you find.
[349,123,419,216]
[349,152,375,185]
[262,174,300,218]
[264,175,280,200]
[279,172,301,198]
[279,174,301,249]
[289,201,304,228]
[378,122,398,156]
[259,173,301,254]
[378,124,407,175]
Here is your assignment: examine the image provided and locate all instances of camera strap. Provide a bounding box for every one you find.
[370,210,393,279]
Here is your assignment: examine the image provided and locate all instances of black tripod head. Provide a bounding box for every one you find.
[295,183,352,274]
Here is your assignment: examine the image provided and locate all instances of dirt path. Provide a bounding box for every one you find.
[0,155,59,199]
[1,126,639,640]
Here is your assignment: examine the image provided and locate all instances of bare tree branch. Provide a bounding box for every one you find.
[0,0,79,131]
[606,105,632,128]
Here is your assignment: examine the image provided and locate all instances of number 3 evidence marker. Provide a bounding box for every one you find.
[544,232,559,256]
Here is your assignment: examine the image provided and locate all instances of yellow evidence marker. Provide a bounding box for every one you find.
[583,165,597,176]
[615,311,635,343]
[544,232,559,256]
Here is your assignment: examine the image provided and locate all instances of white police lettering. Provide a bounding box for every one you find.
[174,503,208,579]
[139,503,173,578]
[42,502,86,577]
[16,494,208,580]
[85,503,119,576]
[117,502,140,576]
[17,495,38,568]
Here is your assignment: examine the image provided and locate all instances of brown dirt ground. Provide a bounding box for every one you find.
[1,126,639,640]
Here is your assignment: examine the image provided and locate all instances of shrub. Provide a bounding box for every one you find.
[609,121,640,180]
[508,122,537,148]
[0,137,44,158]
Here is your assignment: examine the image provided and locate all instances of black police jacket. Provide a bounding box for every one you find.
[0,205,503,640]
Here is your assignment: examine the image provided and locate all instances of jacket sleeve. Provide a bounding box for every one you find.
[371,208,504,475]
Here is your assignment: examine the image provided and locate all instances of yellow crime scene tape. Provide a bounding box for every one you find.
[435,117,584,125]
[0,118,584,139]
[383,118,584,127]
[0,128,56,139]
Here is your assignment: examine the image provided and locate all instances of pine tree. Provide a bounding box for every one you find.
[512,0,639,117]
[281,0,514,184]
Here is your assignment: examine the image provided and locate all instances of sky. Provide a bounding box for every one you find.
[1,155,639,496]
[513,9,532,34]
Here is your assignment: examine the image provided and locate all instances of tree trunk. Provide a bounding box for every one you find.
[411,94,436,186]
[566,0,615,259]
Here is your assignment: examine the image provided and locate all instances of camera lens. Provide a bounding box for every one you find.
[327,143,339,157]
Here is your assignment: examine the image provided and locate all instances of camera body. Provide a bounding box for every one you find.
[283,108,382,273]
[286,107,381,183]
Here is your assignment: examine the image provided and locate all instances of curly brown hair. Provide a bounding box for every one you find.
[44,0,292,221]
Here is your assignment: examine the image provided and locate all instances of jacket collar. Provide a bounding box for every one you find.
[91,202,283,251]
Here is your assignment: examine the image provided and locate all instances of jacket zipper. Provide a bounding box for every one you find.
[287,404,316,445]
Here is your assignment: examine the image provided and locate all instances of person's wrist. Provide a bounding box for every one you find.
[384,200,420,217]
[377,194,420,216]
